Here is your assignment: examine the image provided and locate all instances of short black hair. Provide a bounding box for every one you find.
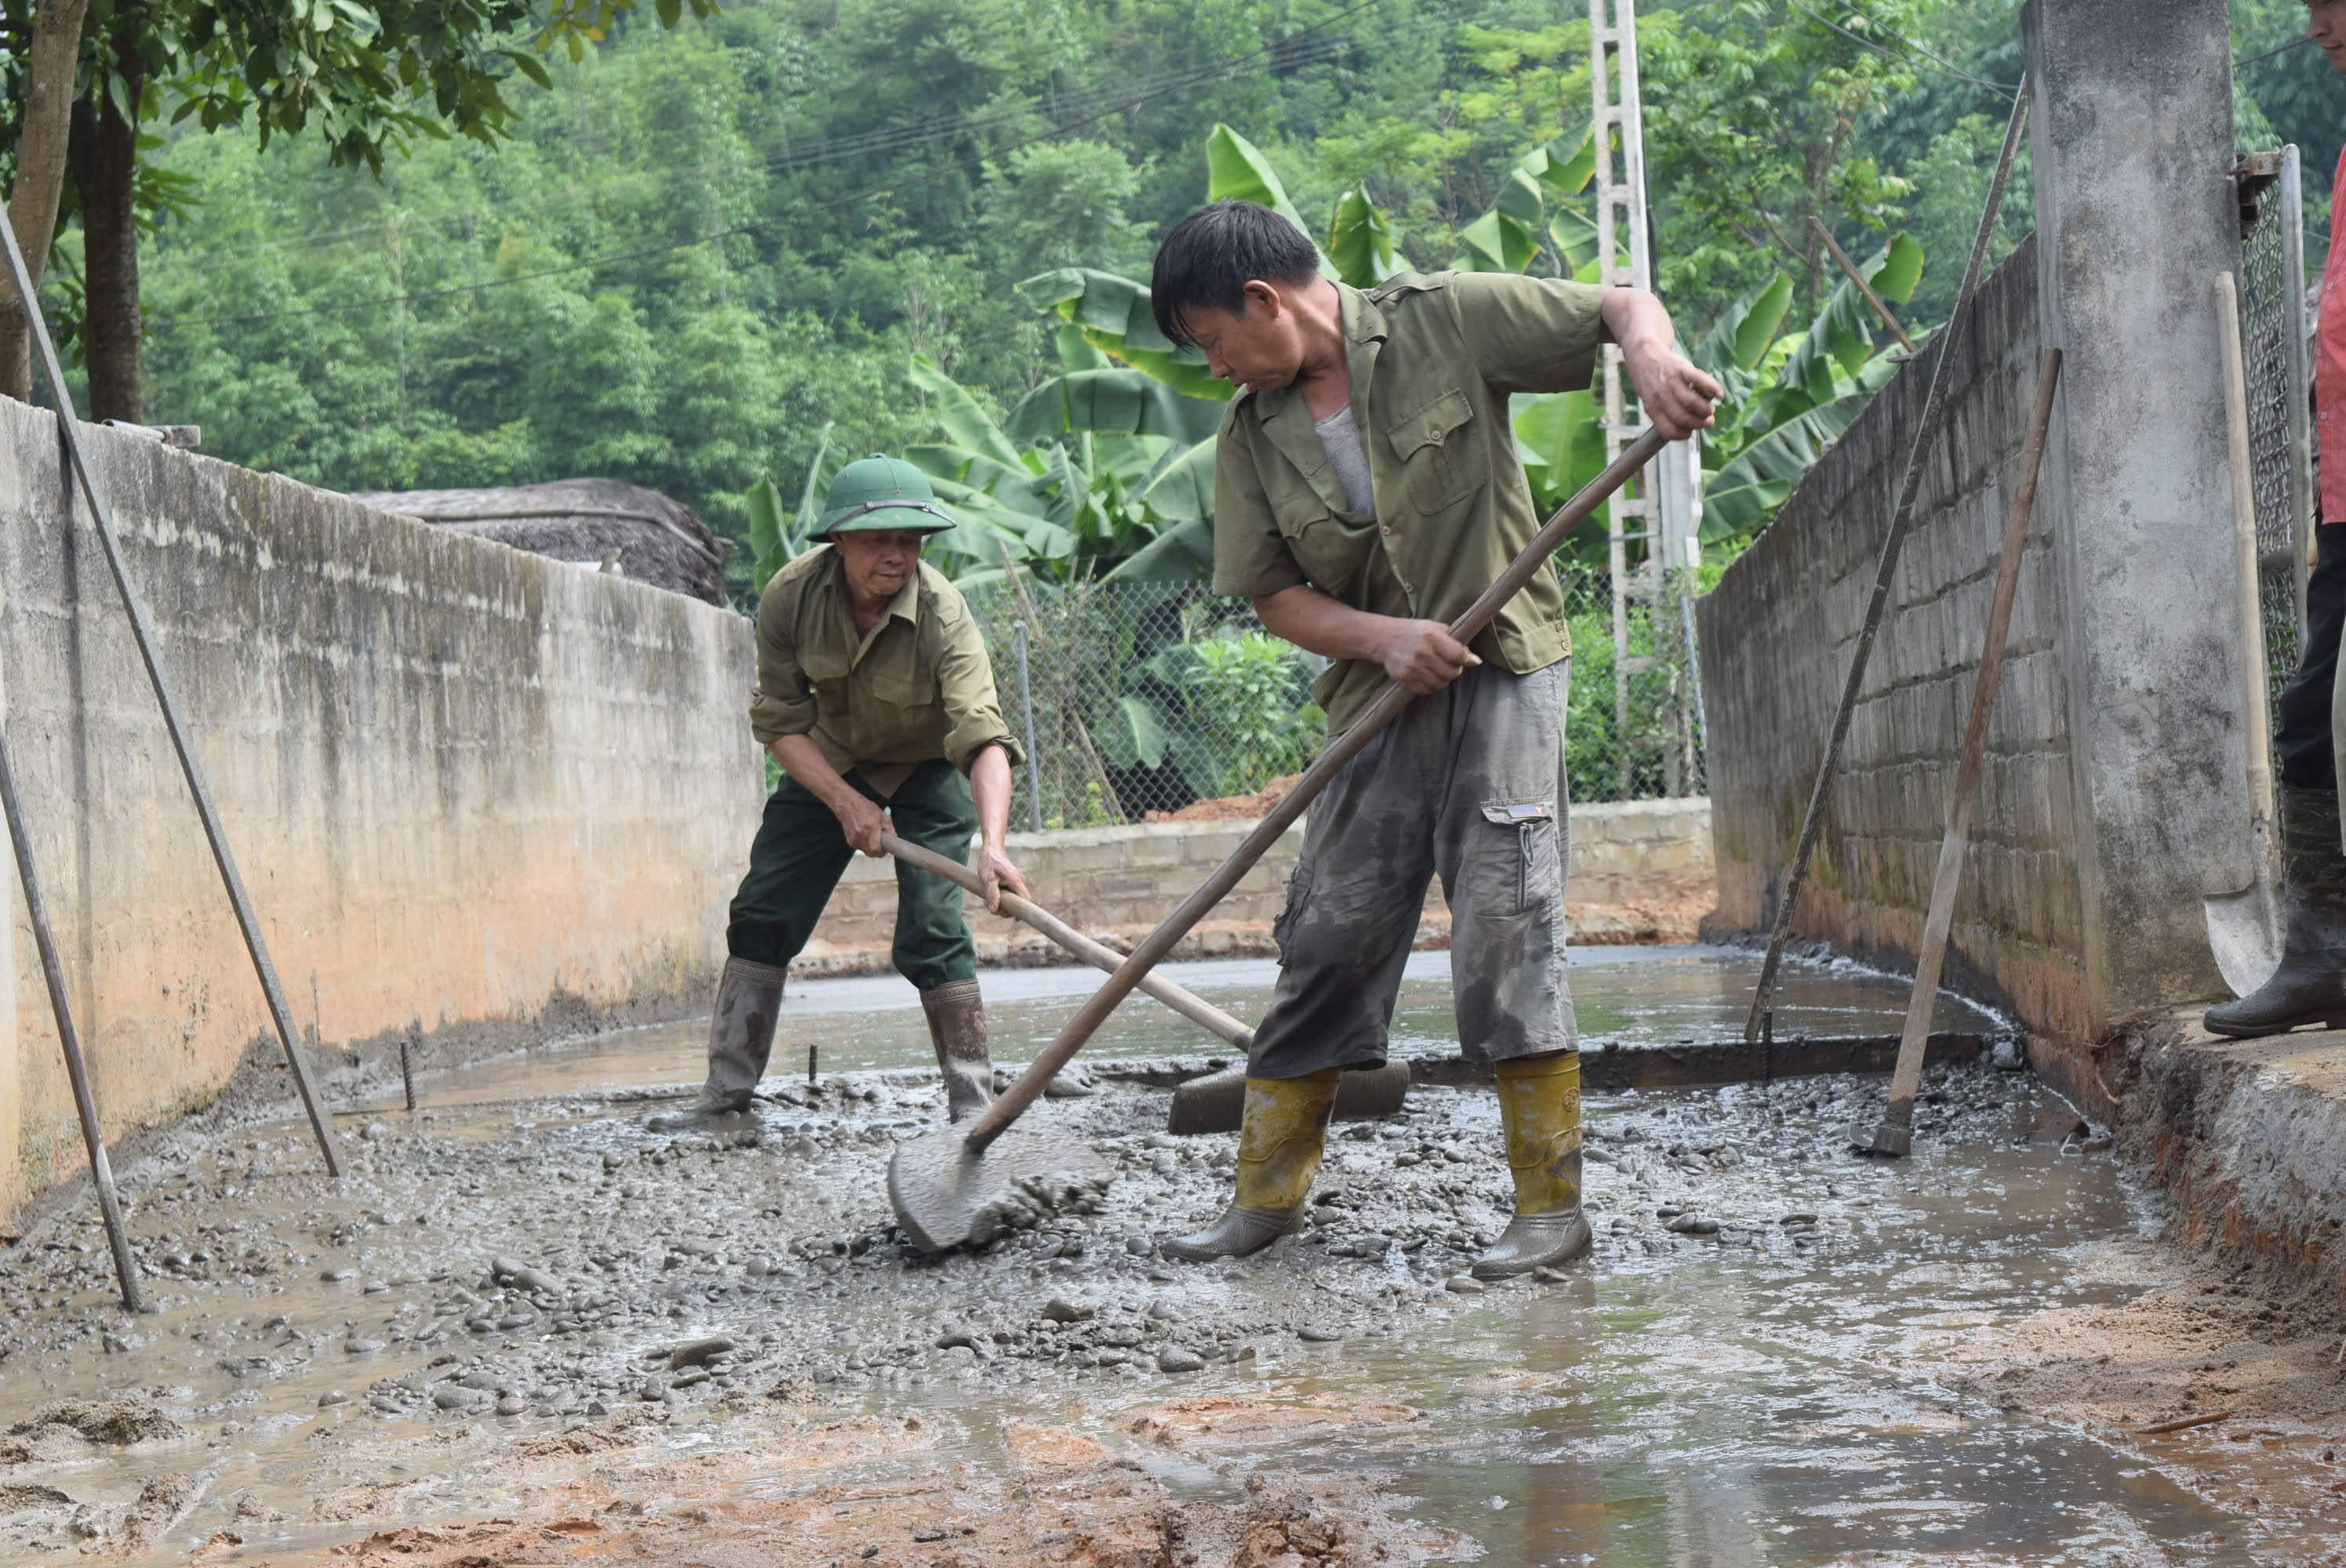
[1149,200,1320,349]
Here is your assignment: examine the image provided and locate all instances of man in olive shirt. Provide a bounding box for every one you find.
[653,455,1032,1130]
[1147,201,1718,1277]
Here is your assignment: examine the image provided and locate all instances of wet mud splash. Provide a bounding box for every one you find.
[0,953,2341,1565]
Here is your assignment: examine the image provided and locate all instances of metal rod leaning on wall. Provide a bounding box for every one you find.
[0,215,347,1179]
[1742,78,2029,1046]
[1857,347,2062,1159]
[0,709,146,1311]
[1809,214,1919,354]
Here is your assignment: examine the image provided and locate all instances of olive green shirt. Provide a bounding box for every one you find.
[749,547,1022,798]
[1212,270,1607,732]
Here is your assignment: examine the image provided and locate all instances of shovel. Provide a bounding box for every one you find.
[886,831,1409,1130]
[886,426,1678,1254]
[2204,271,2286,997]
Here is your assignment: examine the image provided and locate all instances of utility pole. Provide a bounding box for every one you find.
[1589,0,1702,794]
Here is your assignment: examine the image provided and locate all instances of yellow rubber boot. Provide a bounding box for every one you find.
[1161,1069,1342,1262]
[1472,1051,1592,1279]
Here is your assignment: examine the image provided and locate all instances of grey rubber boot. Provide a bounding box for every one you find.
[645,956,787,1131]
[2207,787,2346,1037]
[921,980,995,1121]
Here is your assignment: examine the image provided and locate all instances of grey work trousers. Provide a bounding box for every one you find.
[1247,662,1574,1080]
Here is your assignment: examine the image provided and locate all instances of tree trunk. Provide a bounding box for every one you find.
[0,0,94,402]
[69,44,147,424]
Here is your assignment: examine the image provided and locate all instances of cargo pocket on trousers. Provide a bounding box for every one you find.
[1480,801,1557,916]
[1270,856,1316,963]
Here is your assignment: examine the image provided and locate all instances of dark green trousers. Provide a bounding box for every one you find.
[726,760,978,991]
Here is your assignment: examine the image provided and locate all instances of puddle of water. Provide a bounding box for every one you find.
[365,946,2003,1111]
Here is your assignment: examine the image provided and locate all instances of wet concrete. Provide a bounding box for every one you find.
[2,950,2341,1564]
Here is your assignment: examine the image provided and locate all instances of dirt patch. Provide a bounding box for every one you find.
[1903,1247,2346,1560]
[1128,1395,1427,1452]
[1143,776,1305,824]
[9,1397,188,1446]
[312,1458,1462,1567]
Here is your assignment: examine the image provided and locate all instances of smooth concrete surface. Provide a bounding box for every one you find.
[0,397,765,1224]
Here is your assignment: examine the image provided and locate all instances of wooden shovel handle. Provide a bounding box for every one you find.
[879,831,1252,1049]
[961,423,1678,1153]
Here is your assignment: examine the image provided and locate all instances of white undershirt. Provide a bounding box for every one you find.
[1312,406,1376,516]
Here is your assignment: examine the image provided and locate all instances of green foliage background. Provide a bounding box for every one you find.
[81,0,2346,587]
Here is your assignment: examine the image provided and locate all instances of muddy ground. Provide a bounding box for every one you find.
[3,1036,2344,1564]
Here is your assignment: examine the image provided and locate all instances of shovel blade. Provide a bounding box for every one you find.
[888,1123,1113,1255]
[2204,881,2284,1000]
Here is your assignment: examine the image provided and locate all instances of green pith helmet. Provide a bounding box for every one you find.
[817,454,958,538]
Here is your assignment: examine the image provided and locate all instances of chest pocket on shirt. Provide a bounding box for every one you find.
[1273,490,1369,600]
[1388,387,1482,517]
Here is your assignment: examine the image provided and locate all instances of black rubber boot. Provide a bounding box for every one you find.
[2206,787,2346,1037]
[921,981,995,1122]
[647,956,786,1131]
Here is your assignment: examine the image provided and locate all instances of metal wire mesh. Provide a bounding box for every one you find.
[2236,147,2315,746]
[961,568,1708,828]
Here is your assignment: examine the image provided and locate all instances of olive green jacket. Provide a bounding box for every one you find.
[1211,270,1607,732]
[749,547,1022,798]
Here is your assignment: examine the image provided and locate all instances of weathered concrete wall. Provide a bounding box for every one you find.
[0,399,764,1223]
[1698,243,2089,1042]
[797,797,1716,974]
[1699,0,2253,1118]
[2024,0,2253,1026]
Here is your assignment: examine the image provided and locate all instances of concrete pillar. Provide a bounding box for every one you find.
[2025,0,2249,1022]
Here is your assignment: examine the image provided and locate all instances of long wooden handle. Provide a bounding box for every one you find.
[1881,347,2062,1125]
[962,423,1679,1152]
[2215,273,2278,840]
[880,831,1252,1049]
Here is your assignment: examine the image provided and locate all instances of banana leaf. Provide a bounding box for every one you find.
[1206,124,1338,280]
[1005,368,1228,445]
[1774,232,1923,406]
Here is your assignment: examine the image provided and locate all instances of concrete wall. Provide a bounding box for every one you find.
[797,797,1716,973]
[1698,242,2088,1038]
[0,399,765,1221]
[1699,0,2252,1116]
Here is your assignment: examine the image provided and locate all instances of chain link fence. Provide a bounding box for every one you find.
[963,568,1707,829]
[2237,147,2315,751]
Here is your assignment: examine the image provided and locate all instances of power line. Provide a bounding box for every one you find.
[154,1,1391,326]
[1783,0,2019,100]
[154,38,1360,274]
[2236,34,2315,69]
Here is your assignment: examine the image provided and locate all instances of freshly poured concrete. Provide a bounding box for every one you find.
[3,954,2341,1562]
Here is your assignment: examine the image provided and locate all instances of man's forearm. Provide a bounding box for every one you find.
[969,746,1015,851]
[1254,585,1411,663]
[1599,287,1676,358]
[769,734,859,810]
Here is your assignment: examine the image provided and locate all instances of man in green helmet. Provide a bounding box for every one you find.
[652,455,1033,1130]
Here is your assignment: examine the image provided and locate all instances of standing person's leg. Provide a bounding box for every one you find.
[2210,523,2346,1034]
[1429,662,1588,1277]
[886,760,997,1119]
[650,775,855,1129]
[1160,697,1447,1262]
